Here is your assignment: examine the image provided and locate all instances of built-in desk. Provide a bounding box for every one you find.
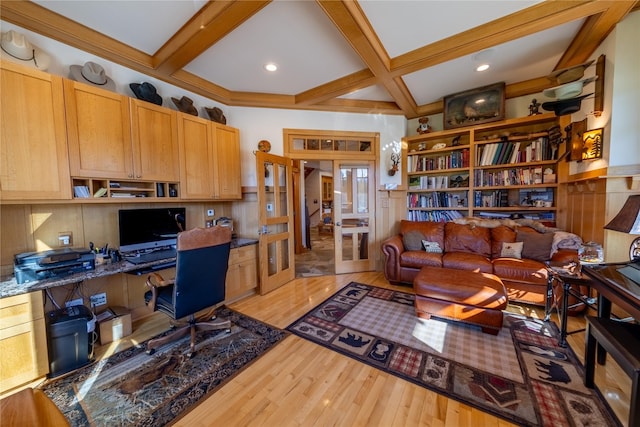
[0,238,257,299]
[0,238,257,394]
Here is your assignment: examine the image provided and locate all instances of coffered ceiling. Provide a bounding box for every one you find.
[1,0,637,118]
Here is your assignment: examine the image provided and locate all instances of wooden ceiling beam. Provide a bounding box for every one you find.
[317,0,418,116]
[155,1,270,73]
[295,69,377,106]
[0,0,152,70]
[554,1,637,69]
[390,1,612,77]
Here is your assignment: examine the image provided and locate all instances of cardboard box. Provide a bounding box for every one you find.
[98,306,132,345]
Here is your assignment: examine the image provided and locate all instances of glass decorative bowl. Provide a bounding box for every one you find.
[578,241,604,264]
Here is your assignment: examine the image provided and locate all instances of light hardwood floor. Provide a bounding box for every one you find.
[101,272,632,426]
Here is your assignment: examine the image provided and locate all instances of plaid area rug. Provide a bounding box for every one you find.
[39,307,287,426]
[287,282,618,427]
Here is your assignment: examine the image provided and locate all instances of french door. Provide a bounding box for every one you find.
[333,161,375,274]
[256,152,295,294]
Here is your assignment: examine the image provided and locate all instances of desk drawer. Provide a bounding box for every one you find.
[0,292,44,330]
[229,245,256,265]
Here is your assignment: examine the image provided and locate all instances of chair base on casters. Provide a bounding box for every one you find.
[146,315,231,357]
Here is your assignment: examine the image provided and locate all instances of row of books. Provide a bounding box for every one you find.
[407,192,467,208]
[406,210,464,222]
[408,174,469,190]
[476,137,554,166]
[407,148,469,172]
[474,167,553,187]
[73,186,108,198]
[473,190,509,208]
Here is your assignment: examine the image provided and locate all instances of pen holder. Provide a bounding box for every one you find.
[95,254,110,265]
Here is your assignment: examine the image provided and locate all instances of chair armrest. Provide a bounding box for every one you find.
[381,234,405,281]
[145,272,175,310]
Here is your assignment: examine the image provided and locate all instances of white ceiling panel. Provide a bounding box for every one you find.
[403,19,585,105]
[184,1,366,95]
[360,0,543,58]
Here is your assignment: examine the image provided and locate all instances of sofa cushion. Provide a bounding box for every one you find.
[492,258,548,285]
[442,252,493,273]
[400,220,445,248]
[400,250,443,269]
[444,222,491,257]
[501,241,523,258]
[491,225,517,258]
[403,230,425,251]
[422,240,443,253]
[516,229,555,262]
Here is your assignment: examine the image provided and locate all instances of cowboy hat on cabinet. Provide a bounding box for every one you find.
[1,30,51,71]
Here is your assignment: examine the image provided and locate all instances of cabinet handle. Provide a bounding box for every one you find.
[136,175,142,178]
[128,174,133,178]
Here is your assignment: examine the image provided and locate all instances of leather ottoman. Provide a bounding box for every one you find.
[413,266,508,335]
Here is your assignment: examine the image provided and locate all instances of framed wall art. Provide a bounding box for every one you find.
[582,128,604,160]
[443,82,505,129]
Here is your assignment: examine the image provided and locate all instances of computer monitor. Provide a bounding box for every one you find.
[118,208,186,254]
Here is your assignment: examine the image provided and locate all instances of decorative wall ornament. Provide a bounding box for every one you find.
[582,128,604,160]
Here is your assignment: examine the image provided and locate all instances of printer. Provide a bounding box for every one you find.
[14,248,95,284]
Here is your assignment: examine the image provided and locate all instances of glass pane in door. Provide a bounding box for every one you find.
[278,164,288,216]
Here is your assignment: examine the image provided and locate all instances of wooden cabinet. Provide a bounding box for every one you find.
[0,292,49,393]
[65,81,179,182]
[129,99,179,181]
[226,244,258,301]
[404,114,559,224]
[64,79,133,179]
[178,113,241,200]
[0,61,71,200]
[213,124,241,200]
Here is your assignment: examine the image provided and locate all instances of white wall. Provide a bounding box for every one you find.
[1,20,406,189]
[569,10,640,175]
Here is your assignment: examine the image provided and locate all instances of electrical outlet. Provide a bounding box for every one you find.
[90,292,107,307]
[207,209,215,217]
[58,231,73,247]
[65,298,83,307]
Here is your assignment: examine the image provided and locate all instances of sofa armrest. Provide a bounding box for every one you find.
[382,234,405,282]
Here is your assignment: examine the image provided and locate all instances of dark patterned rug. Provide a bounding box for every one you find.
[287,282,618,427]
[39,307,288,426]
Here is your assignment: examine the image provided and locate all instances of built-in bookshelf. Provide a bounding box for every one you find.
[403,113,560,224]
[71,178,180,201]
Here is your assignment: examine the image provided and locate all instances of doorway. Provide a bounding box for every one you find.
[284,129,379,278]
[295,160,335,277]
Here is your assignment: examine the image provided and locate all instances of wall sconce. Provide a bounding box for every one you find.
[604,194,640,261]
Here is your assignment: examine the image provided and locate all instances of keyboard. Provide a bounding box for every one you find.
[123,248,176,265]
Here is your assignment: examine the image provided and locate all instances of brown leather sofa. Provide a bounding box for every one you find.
[382,220,580,305]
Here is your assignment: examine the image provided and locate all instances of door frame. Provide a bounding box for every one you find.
[284,129,379,274]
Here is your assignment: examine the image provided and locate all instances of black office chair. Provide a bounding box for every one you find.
[144,226,232,357]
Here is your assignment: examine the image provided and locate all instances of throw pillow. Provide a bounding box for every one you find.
[403,230,425,251]
[500,241,523,259]
[516,230,554,262]
[422,240,443,253]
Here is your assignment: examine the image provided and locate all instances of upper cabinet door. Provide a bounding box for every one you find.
[130,99,179,181]
[213,124,241,200]
[64,79,133,179]
[0,62,71,200]
[177,113,214,199]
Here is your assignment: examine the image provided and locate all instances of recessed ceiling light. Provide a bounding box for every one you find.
[265,63,278,72]
[476,64,490,72]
